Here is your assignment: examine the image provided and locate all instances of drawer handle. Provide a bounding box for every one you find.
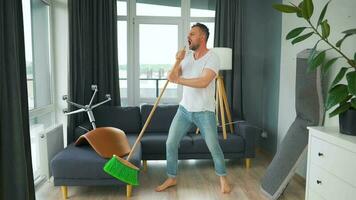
[318,152,324,157]
[316,180,322,184]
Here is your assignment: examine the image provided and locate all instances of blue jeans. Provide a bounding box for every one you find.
[166,105,227,177]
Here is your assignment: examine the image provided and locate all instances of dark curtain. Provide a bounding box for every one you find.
[214,0,243,119]
[68,0,120,143]
[0,0,35,199]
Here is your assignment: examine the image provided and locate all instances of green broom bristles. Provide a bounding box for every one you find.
[103,155,139,186]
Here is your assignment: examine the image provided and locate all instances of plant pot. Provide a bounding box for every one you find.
[339,108,356,136]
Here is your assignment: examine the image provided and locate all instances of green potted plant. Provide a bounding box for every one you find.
[273,0,356,135]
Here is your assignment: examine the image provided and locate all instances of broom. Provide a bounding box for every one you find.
[103,47,186,186]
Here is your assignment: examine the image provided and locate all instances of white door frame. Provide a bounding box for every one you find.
[133,17,184,105]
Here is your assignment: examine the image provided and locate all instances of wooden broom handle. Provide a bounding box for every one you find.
[126,79,169,161]
[127,47,185,161]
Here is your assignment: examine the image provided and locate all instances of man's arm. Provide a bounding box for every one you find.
[167,48,217,88]
[167,64,182,77]
[177,68,217,88]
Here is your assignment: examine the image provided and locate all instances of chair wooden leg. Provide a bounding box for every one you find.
[126,185,132,198]
[143,160,148,172]
[61,186,68,199]
[245,158,251,169]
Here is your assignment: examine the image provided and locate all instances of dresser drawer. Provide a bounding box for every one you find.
[307,190,326,200]
[309,136,356,187]
[308,164,356,200]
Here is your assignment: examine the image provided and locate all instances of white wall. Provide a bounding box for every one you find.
[51,0,69,146]
[278,0,356,177]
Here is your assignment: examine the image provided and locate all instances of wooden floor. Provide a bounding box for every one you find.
[36,153,305,200]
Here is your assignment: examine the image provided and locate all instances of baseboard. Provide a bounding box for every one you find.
[256,147,273,161]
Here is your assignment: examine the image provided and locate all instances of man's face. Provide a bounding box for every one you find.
[188,27,205,51]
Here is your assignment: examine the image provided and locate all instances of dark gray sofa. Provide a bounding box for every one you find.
[51,104,259,198]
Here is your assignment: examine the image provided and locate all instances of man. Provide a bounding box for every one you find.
[155,23,231,193]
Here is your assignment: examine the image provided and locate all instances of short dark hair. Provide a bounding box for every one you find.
[191,23,209,42]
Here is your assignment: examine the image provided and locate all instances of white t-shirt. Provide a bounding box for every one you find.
[179,50,220,112]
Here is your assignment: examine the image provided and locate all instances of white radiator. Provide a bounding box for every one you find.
[38,124,64,180]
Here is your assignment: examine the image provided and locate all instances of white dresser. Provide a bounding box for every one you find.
[306,127,356,200]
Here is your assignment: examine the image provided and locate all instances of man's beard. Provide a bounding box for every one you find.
[189,43,200,51]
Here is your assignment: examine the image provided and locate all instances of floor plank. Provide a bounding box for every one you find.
[36,153,305,200]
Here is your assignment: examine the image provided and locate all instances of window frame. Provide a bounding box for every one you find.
[118,0,216,106]
[23,0,55,184]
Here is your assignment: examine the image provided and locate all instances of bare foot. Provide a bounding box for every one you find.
[155,178,177,192]
[220,176,231,194]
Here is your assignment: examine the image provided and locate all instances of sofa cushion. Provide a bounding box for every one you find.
[191,133,245,153]
[51,135,141,180]
[140,104,198,133]
[140,104,178,133]
[141,133,194,154]
[94,106,141,134]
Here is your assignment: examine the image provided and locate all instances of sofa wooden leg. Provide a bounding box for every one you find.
[143,160,148,172]
[245,158,251,169]
[126,185,132,198]
[61,186,68,199]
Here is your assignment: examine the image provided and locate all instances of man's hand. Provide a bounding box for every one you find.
[167,70,180,84]
[168,47,185,84]
[176,48,186,61]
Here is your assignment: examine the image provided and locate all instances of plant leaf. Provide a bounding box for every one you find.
[292,32,314,45]
[302,0,314,19]
[354,52,356,61]
[286,27,307,40]
[351,98,356,109]
[308,43,318,64]
[297,2,304,17]
[308,51,326,72]
[336,29,356,48]
[331,67,348,86]
[321,20,330,38]
[336,34,352,48]
[346,71,356,95]
[273,4,300,13]
[317,1,330,26]
[341,95,353,104]
[326,84,349,110]
[342,28,356,34]
[322,57,339,75]
[329,102,351,117]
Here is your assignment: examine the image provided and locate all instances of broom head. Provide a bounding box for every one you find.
[103,155,140,186]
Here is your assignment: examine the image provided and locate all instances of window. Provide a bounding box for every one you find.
[117,0,216,105]
[138,24,179,99]
[22,0,54,184]
[23,0,34,109]
[118,21,128,105]
[190,0,216,17]
[117,0,127,15]
[29,1,52,109]
[136,0,181,16]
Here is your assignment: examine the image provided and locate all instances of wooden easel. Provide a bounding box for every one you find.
[215,75,234,139]
[195,75,234,140]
